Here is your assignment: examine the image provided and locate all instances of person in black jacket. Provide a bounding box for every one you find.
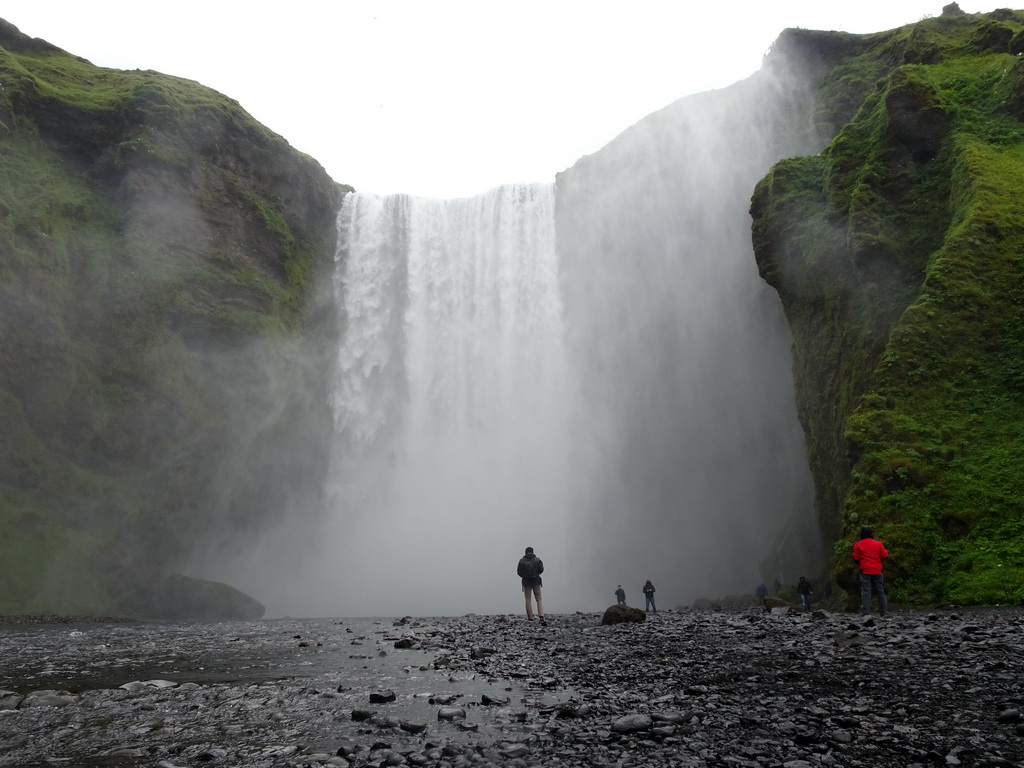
[797,576,814,611]
[643,580,656,613]
[517,547,545,623]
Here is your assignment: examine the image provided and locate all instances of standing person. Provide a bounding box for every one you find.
[797,576,813,611]
[642,580,656,613]
[756,582,768,601]
[615,585,626,605]
[517,547,545,624]
[852,526,889,617]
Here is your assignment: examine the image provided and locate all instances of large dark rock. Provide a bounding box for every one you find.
[601,604,646,625]
[762,596,797,612]
[149,574,265,620]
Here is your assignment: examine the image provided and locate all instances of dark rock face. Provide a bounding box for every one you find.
[884,72,950,166]
[601,604,646,624]
[969,19,1015,52]
[150,574,265,620]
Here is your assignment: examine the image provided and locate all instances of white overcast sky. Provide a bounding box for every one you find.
[2,1,999,198]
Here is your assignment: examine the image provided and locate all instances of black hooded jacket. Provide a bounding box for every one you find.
[517,553,544,586]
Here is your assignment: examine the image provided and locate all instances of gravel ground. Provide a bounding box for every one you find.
[0,607,1022,767]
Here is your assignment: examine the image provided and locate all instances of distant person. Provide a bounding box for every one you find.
[797,576,813,611]
[756,582,768,601]
[615,585,626,605]
[852,526,889,617]
[517,546,545,624]
[642,580,656,613]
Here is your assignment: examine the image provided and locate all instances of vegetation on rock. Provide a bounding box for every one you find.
[751,4,1024,606]
[0,19,344,616]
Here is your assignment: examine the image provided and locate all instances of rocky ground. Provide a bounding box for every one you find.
[0,607,1022,767]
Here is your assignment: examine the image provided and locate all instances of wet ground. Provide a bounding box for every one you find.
[0,614,568,767]
[1,617,425,692]
[1,608,1023,767]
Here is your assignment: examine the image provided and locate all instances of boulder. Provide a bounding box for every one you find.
[601,604,646,625]
[761,596,796,612]
[149,574,265,621]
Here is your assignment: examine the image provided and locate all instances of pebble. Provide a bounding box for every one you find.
[0,608,1021,766]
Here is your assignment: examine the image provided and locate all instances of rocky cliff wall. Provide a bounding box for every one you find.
[0,19,345,616]
[751,5,1024,605]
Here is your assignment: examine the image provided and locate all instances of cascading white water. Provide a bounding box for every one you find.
[208,48,827,618]
[320,184,574,617]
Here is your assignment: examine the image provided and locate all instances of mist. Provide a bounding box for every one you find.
[555,58,828,610]
[202,46,829,618]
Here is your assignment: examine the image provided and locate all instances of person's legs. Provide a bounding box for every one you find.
[874,574,888,616]
[523,585,534,620]
[860,573,872,615]
[532,584,544,618]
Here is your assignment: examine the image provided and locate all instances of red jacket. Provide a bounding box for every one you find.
[853,537,889,575]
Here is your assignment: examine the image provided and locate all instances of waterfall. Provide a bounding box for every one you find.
[321,185,574,617]
[213,52,826,618]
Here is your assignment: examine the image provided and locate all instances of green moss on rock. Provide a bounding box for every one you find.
[752,7,1024,607]
[0,18,344,616]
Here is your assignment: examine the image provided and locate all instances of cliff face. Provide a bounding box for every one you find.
[0,20,344,615]
[751,5,1024,605]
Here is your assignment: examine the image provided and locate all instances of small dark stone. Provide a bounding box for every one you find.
[611,714,652,733]
[437,707,467,721]
[556,703,579,719]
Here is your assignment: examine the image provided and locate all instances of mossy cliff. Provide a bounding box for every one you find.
[751,4,1024,605]
[0,19,345,616]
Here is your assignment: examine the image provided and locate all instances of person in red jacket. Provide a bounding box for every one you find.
[852,526,889,617]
